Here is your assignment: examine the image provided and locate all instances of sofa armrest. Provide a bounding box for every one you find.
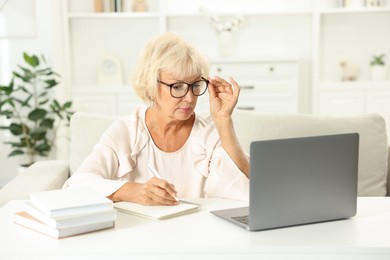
[0,160,70,207]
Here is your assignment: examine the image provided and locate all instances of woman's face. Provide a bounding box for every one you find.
[154,71,201,121]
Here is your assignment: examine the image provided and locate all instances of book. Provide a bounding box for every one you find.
[14,212,115,239]
[30,188,113,218]
[25,202,117,229]
[114,200,200,220]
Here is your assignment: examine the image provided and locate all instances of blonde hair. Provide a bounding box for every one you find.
[132,33,209,104]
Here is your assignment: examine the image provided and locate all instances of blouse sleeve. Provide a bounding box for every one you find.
[63,109,148,197]
[193,115,249,201]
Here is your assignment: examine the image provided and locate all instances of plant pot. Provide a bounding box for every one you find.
[17,164,30,174]
[371,65,388,81]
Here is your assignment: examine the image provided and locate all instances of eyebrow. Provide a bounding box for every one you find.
[165,77,203,83]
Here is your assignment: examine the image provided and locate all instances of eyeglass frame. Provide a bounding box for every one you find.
[157,77,209,98]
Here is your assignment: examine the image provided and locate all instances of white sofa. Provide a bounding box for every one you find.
[0,110,389,207]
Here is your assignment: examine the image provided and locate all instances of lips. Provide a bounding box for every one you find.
[179,107,193,113]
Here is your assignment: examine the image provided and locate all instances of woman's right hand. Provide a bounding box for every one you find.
[109,178,178,206]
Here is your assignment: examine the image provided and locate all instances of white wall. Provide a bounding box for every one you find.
[0,0,63,187]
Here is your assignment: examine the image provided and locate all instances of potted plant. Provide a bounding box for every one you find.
[370,54,388,81]
[0,53,73,168]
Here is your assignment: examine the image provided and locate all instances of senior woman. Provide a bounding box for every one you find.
[63,33,249,205]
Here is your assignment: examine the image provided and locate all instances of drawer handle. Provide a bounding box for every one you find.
[269,67,274,72]
[240,85,255,90]
[237,106,255,111]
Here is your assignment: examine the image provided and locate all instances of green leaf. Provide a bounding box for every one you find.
[36,68,52,75]
[0,80,14,95]
[19,86,30,94]
[12,71,25,80]
[53,100,60,108]
[45,79,59,89]
[8,149,24,157]
[39,99,49,105]
[9,123,24,135]
[36,142,51,152]
[0,110,13,118]
[39,91,48,97]
[28,108,48,121]
[17,65,34,76]
[23,52,39,67]
[4,141,25,148]
[63,101,72,109]
[21,95,33,107]
[14,97,30,107]
[40,118,54,128]
[0,97,13,107]
[21,137,32,147]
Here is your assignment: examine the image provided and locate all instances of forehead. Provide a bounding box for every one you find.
[160,70,200,82]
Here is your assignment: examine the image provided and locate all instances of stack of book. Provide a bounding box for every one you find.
[14,188,117,239]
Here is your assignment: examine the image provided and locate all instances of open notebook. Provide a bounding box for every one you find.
[114,200,200,220]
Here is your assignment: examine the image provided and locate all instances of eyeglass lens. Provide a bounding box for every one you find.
[171,80,208,98]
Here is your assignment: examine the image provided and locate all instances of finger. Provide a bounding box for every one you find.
[150,189,179,205]
[150,178,178,201]
[214,76,233,94]
[229,77,240,97]
[207,77,218,98]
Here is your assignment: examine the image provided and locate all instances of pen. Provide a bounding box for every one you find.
[147,163,179,202]
[147,163,163,179]
[146,164,200,207]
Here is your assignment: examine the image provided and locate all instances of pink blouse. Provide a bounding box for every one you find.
[63,106,249,201]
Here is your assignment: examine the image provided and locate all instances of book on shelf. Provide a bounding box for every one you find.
[25,202,117,229]
[114,200,200,220]
[30,188,113,218]
[14,212,115,239]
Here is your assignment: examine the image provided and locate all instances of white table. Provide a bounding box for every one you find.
[1,197,390,259]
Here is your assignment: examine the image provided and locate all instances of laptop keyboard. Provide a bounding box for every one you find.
[231,215,249,225]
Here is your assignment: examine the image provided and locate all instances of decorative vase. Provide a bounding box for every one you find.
[217,31,234,57]
[371,65,388,81]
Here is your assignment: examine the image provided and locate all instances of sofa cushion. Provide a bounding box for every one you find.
[0,160,69,207]
[232,110,388,196]
[69,112,118,175]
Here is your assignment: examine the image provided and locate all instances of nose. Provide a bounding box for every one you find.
[182,87,197,102]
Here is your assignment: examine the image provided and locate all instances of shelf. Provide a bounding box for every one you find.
[63,0,390,116]
[318,81,390,89]
[166,10,312,18]
[210,56,299,63]
[319,7,390,14]
[68,12,160,19]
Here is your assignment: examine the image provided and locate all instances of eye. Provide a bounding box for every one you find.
[192,82,202,88]
[171,83,186,90]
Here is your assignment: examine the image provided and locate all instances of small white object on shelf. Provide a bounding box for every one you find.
[97,56,124,86]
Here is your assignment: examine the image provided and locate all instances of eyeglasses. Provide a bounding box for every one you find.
[158,77,209,98]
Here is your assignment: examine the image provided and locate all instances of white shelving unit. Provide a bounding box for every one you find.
[61,0,390,131]
[312,3,390,137]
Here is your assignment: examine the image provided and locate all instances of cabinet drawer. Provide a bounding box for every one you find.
[239,80,295,94]
[236,96,298,113]
[210,62,298,80]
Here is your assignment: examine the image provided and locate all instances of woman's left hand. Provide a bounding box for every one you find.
[208,76,240,119]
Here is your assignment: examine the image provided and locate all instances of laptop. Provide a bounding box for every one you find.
[211,133,359,231]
